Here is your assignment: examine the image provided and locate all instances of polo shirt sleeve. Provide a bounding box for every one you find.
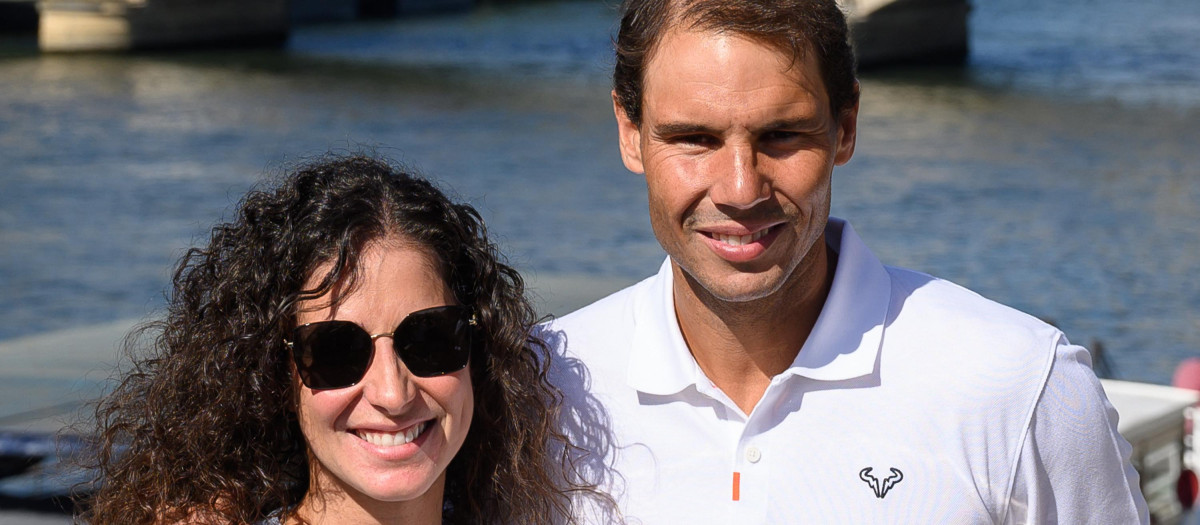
[1005,337,1150,524]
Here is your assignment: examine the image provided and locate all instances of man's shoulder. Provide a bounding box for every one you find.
[536,272,665,402]
[886,265,1057,337]
[881,265,1067,378]
[552,283,639,328]
[540,274,655,348]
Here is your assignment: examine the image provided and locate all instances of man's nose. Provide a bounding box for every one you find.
[708,144,770,209]
[360,339,417,413]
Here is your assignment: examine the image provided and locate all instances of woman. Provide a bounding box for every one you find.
[80,154,595,523]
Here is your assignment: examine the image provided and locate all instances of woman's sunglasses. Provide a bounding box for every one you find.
[287,305,475,390]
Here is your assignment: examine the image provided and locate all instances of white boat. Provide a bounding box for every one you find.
[1101,379,1199,524]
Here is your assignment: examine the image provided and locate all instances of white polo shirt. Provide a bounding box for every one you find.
[543,218,1147,524]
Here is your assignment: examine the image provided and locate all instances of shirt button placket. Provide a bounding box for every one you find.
[733,441,767,523]
[745,446,762,463]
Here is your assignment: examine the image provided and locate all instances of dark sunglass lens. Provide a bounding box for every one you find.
[395,306,472,377]
[293,321,373,389]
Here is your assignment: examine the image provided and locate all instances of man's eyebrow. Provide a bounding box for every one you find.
[754,117,823,132]
[650,118,825,137]
[650,122,718,137]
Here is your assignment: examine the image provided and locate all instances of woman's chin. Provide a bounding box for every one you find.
[365,470,443,502]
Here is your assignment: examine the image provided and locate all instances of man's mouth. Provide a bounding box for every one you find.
[709,228,772,246]
[697,223,783,263]
[354,421,429,447]
[702,224,780,246]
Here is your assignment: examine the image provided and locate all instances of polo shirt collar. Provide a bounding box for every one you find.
[785,218,890,381]
[625,217,892,394]
[626,258,699,395]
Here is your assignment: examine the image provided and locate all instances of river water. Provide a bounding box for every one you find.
[0,0,1197,386]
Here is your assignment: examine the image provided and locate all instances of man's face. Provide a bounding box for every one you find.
[615,28,858,303]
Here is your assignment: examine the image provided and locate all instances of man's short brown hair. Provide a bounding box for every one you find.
[613,0,859,127]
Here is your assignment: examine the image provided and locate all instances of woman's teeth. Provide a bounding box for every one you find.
[356,422,427,447]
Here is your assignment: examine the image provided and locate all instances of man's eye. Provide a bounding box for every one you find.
[761,130,801,143]
[674,134,717,147]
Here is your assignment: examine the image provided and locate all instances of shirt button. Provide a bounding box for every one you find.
[745,446,762,463]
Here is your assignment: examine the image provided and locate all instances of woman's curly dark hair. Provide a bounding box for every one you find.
[78,154,590,523]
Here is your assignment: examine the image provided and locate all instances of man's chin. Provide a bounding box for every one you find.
[676,263,790,305]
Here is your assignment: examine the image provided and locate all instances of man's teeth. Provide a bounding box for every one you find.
[714,229,769,246]
[357,422,427,447]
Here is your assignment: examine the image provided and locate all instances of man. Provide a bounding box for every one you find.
[543,0,1149,522]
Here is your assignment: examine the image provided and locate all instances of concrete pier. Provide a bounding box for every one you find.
[34,0,969,65]
[38,0,288,52]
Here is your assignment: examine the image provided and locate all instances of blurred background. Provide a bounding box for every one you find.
[0,0,1197,520]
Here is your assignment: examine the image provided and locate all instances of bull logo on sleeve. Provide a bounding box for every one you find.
[859,467,903,499]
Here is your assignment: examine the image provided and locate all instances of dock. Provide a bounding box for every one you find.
[22,0,970,67]
[36,0,289,52]
[31,0,484,52]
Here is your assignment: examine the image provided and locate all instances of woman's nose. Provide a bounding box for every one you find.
[359,339,417,413]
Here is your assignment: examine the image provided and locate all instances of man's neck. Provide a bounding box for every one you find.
[673,243,836,415]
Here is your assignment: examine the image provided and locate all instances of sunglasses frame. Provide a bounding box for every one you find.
[286,304,477,390]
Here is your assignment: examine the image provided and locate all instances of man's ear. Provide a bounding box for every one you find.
[834,81,860,166]
[613,91,645,174]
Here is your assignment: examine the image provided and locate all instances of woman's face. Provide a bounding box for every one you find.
[294,239,473,510]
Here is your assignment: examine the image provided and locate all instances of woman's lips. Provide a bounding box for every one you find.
[354,420,429,447]
[347,418,438,461]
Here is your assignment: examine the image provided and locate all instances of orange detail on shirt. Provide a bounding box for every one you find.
[732,471,741,501]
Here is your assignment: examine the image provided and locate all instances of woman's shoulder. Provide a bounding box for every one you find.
[254,510,286,525]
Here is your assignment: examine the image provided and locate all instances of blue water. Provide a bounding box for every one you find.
[0,0,1197,386]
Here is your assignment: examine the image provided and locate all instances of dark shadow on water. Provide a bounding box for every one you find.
[859,62,1000,95]
[0,493,77,515]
